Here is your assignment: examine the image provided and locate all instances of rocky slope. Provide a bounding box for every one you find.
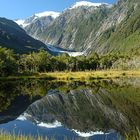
[91,0,140,54]
[21,1,111,52]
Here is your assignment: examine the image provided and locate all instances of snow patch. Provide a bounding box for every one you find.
[38,120,62,128]
[15,19,30,27]
[73,129,106,137]
[16,115,27,121]
[16,113,32,121]
[67,51,85,57]
[35,11,60,19]
[15,11,60,28]
[15,19,25,25]
[70,1,105,9]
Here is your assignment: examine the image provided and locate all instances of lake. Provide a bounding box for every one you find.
[0,78,139,140]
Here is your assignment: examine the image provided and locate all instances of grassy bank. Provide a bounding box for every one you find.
[0,131,140,140]
[41,70,140,80]
[126,129,140,140]
[0,70,140,81]
[0,132,45,140]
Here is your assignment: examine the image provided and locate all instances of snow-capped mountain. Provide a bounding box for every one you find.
[35,11,60,19]
[29,1,112,52]
[15,11,60,28]
[14,1,112,56]
[69,1,107,9]
[15,11,60,42]
[13,0,140,56]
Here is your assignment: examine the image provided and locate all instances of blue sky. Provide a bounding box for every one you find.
[0,0,116,19]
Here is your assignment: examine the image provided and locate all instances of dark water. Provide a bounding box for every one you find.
[0,78,140,140]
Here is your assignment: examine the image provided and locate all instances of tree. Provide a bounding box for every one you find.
[87,53,99,70]
[0,47,18,76]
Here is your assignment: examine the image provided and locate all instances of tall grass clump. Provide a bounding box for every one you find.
[0,131,46,140]
[125,129,140,140]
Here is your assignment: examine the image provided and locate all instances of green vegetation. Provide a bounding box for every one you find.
[0,47,18,76]
[125,129,140,140]
[98,1,140,54]
[40,71,140,81]
[1,47,139,78]
[0,131,46,140]
[0,80,47,117]
[0,131,93,140]
[37,5,111,51]
[27,0,140,55]
[0,131,139,140]
[0,17,46,53]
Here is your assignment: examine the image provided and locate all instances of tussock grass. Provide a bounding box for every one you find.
[125,129,140,140]
[0,132,71,140]
[0,131,46,140]
[40,70,140,80]
[0,130,140,140]
[0,70,140,81]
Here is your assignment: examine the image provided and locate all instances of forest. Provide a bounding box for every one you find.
[0,47,132,77]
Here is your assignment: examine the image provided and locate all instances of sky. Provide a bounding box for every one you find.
[0,0,117,20]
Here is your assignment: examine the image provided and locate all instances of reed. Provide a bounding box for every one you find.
[0,131,46,140]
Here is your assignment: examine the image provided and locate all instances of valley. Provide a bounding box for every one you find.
[0,0,140,140]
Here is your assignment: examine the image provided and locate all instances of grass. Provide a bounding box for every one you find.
[37,70,140,80]
[0,70,140,81]
[125,129,140,140]
[126,135,140,140]
[0,131,46,140]
[0,131,140,140]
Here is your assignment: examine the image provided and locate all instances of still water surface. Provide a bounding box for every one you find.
[0,78,139,140]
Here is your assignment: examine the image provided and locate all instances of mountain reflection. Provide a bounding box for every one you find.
[0,78,140,139]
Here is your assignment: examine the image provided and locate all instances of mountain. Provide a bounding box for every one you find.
[89,0,140,54]
[0,17,47,53]
[38,2,111,52]
[17,0,140,55]
[15,11,60,39]
[15,1,111,53]
[15,11,60,27]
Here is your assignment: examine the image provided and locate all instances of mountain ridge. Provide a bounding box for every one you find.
[69,1,111,9]
[15,11,60,28]
[13,0,140,55]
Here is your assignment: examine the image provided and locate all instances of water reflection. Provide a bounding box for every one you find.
[0,78,140,139]
[0,80,65,123]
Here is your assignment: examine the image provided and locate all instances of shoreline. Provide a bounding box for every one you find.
[0,70,140,81]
